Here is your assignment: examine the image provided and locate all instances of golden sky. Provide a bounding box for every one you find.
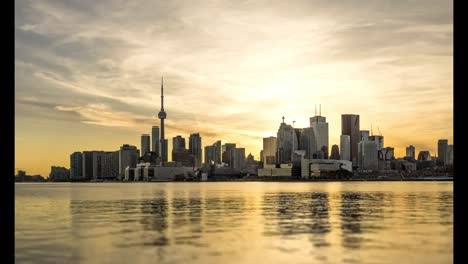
[15,0,453,176]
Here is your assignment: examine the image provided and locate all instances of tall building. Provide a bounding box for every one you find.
[359,130,370,141]
[92,151,107,179]
[141,134,150,157]
[369,135,384,150]
[262,137,277,165]
[49,166,70,182]
[172,135,186,161]
[438,139,448,165]
[213,140,222,164]
[310,115,329,158]
[276,117,298,164]
[101,151,119,179]
[340,135,351,161]
[299,128,316,159]
[417,151,431,161]
[378,147,394,160]
[70,152,83,180]
[119,144,139,180]
[341,114,360,165]
[158,77,168,162]
[82,151,94,180]
[260,150,264,163]
[358,138,378,170]
[447,145,454,165]
[204,140,222,167]
[222,143,236,165]
[406,145,416,160]
[231,148,246,169]
[189,133,202,168]
[330,145,340,160]
[151,126,160,158]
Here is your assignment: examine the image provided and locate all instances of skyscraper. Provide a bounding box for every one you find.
[359,130,370,141]
[330,145,340,160]
[438,139,448,165]
[340,135,351,161]
[172,135,186,162]
[222,143,236,165]
[276,117,297,164]
[119,144,139,180]
[341,114,360,165]
[82,151,94,180]
[158,77,168,162]
[446,144,454,166]
[70,152,83,180]
[299,128,316,159]
[189,133,202,168]
[310,115,329,158]
[151,126,160,157]
[418,151,431,161]
[369,135,384,150]
[101,151,119,179]
[358,138,378,170]
[262,137,277,165]
[406,145,416,160]
[141,134,150,157]
[204,141,222,167]
[231,148,246,169]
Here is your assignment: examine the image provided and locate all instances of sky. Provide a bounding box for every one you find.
[15,0,453,176]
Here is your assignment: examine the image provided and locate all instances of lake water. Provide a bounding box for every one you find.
[15,182,453,264]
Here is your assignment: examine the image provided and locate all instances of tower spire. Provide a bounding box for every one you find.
[161,76,164,111]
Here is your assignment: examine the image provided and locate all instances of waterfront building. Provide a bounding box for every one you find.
[222,143,236,165]
[189,133,202,168]
[447,145,454,166]
[358,138,378,170]
[213,140,222,164]
[330,145,340,160]
[310,115,329,158]
[101,151,119,179]
[379,147,395,160]
[70,152,83,180]
[141,134,150,157]
[360,130,370,141]
[417,151,431,161]
[341,114,360,165]
[340,135,351,162]
[82,151,108,180]
[231,148,246,169]
[172,135,187,163]
[262,137,277,165]
[369,135,384,150]
[92,151,107,179]
[406,145,416,160]
[151,126,160,158]
[276,117,298,164]
[438,139,448,165]
[49,166,70,182]
[260,150,264,163]
[299,127,316,159]
[119,144,139,180]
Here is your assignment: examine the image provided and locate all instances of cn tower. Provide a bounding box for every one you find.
[158,76,168,162]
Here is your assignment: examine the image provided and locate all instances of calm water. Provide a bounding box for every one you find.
[15,182,453,264]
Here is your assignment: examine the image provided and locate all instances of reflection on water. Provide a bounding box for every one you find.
[15,182,453,264]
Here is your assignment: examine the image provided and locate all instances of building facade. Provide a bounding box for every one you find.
[101,151,119,179]
[310,115,329,158]
[189,133,202,168]
[141,134,150,157]
[358,139,378,170]
[70,152,83,180]
[369,135,384,150]
[340,135,351,162]
[341,114,360,165]
[262,137,277,165]
[406,145,416,160]
[231,148,246,170]
[119,144,139,180]
[438,139,448,165]
[330,145,340,160]
[300,127,316,159]
[359,130,370,141]
[276,118,298,164]
[222,143,237,165]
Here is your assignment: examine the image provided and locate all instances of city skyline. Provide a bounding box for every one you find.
[15,0,453,176]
